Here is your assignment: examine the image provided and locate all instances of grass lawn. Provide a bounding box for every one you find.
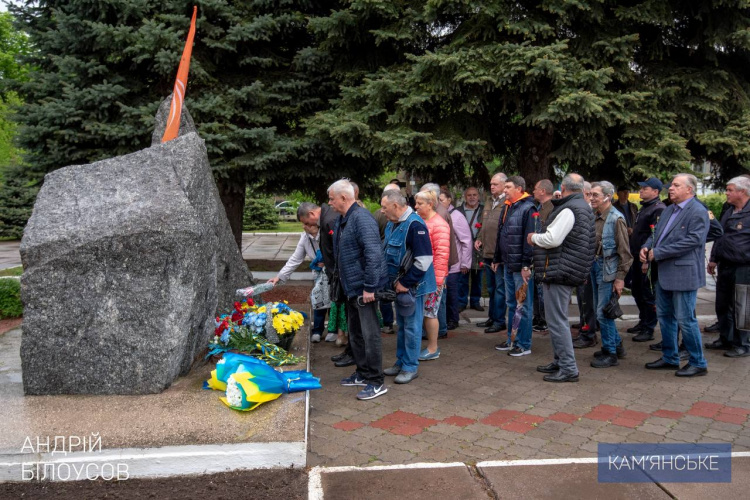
[245,221,302,233]
[0,266,22,277]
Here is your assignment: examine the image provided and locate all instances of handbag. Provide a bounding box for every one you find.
[603,293,623,319]
[329,268,343,303]
[311,270,331,310]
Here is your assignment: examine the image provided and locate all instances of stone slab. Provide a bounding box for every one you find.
[478,462,669,499]
[319,465,488,500]
[661,456,750,499]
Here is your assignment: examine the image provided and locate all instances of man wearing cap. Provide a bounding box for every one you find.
[628,178,666,342]
[380,188,436,384]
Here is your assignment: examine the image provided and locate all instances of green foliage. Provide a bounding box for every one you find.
[0,11,31,90]
[698,194,727,220]
[0,163,39,239]
[0,278,23,319]
[243,197,279,231]
[0,266,23,277]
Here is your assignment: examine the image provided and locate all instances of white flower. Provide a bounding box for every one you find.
[225,375,243,407]
[217,358,225,365]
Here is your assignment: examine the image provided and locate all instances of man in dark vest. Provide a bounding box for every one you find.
[528,174,596,382]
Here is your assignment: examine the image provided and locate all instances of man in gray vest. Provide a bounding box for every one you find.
[528,174,596,382]
[589,181,633,368]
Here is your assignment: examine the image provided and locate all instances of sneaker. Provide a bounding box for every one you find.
[394,371,419,384]
[325,332,337,342]
[508,346,531,357]
[383,365,401,376]
[311,334,321,343]
[419,348,440,361]
[495,341,512,351]
[357,383,388,400]
[340,372,367,387]
[381,324,396,335]
[533,323,548,332]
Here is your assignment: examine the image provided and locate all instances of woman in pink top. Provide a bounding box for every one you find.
[414,190,451,360]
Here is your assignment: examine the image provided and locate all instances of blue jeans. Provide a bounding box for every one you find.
[312,308,327,337]
[445,272,461,325]
[458,269,482,308]
[395,296,426,373]
[504,270,533,350]
[655,283,707,368]
[438,282,448,335]
[380,300,394,328]
[491,262,508,326]
[591,258,621,353]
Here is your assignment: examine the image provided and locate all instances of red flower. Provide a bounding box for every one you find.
[233,301,242,312]
[649,224,655,229]
[231,311,244,323]
[329,229,334,235]
[532,212,540,217]
[479,261,484,268]
[247,298,254,307]
[475,223,482,229]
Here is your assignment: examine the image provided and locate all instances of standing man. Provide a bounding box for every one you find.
[588,181,633,367]
[613,186,638,235]
[641,173,710,377]
[574,181,597,346]
[531,179,555,331]
[528,174,595,382]
[329,179,390,399]
[706,176,750,357]
[492,176,536,357]
[380,189,436,383]
[628,178,666,342]
[475,173,509,332]
[457,186,485,312]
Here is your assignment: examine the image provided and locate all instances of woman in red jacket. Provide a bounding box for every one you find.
[414,190,451,360]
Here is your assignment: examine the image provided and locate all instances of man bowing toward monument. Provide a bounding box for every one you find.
[641,174,710,377]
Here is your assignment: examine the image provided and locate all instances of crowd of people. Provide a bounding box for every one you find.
[268,173,750,400]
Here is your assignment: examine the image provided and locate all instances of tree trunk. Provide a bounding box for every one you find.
[519,126,554,191]
[216,171,246,250]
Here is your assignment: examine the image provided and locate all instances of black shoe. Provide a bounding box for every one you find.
[543,371,579,383]
[476,319,493,327]
[594,343,626,359]
[649,341,663,351]
[447,322,459,330]
[571,322,581,329]
[704,321,720,333]
[334,354,356,367]
[724,346,750,358]
[485,324,507,333]
[704,339,732,350]
[632,331,655,342]
[573,337,597,349]
[645,358,679,370]
[533,322,548,332]
[591,351,619,368]
[331,351,348,362]
[675,365,707,377]
[536,362,560,373]
[679,349,689,361]
[626,323,645,334]
[438,333,448,339]
[471,304,485,312]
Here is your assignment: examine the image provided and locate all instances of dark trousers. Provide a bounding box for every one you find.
[312,308,327,337]
[576,274,597,341]
[446,272,461,325]
[631,262,657,332]
[716,264,750,348]
[345,297,384,385]
[380,300,394,328]
[532,279,545,325]
[458,269,482,308]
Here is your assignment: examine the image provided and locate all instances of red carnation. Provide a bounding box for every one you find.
[231,311,244,323]
[475,223,482,229]
[247,298,255,307]
[329,229,334,235]
[532,212,540,217]
[479,261,484,268]
[649,224,655,229]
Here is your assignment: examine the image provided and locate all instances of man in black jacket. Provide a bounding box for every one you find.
[628,178,666,342]
[706,176,750,357]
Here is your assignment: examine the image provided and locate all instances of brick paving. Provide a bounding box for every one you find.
[308,319,750,467]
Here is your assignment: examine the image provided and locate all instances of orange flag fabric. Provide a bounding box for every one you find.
[161,6,198,143]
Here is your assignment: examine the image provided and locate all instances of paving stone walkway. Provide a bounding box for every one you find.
[308,319,750,467]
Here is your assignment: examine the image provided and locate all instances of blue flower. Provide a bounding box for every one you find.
[220,330,230,343]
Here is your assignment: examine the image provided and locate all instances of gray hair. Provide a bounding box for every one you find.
[414,190,438,208]
[583,181,592,192]
[562,174,584,193]
[536,179,554,194]
[296,202,319,221]
[382,189,407,206]
[673,173,698,195]
[420,182,441,200]
[492,172,508,183]
[507,175,526,191]
[328,179,355,199]
[592,181,615,197]
[728,176,750,195]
